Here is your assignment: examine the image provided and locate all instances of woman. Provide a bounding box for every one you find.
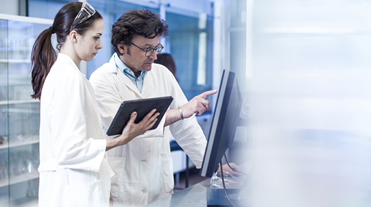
[31,2,159,207]
[154,53,178,81]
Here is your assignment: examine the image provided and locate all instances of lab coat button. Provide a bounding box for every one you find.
[142,188,147,193]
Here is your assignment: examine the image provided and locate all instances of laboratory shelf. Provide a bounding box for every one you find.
[0,136,39,150]
[0,59,30,63]
[0,172,39,188]
[0,99,39,105]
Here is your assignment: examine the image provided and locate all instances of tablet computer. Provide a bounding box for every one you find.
[106,96,173,136]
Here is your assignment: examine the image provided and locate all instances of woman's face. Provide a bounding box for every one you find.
[75,18,104,62]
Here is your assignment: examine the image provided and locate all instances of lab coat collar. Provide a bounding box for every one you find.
[141,72,151,95]
[108,54,144,98]
[114,54,147,88]
[107,54,119,73]
[57,53,85,77]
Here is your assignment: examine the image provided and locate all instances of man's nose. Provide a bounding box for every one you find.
[149,50,157,60]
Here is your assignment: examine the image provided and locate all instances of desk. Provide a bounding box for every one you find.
[145,179,210,207]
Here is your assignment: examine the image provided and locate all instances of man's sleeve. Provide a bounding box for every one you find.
[167,75,207,169]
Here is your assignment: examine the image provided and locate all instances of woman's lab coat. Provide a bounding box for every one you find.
[89,53,207,206]
[38,54,113,207]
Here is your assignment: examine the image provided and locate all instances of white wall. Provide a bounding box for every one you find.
[0,0,18,15]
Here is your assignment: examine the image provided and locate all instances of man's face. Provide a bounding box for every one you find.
[119,35,160,76]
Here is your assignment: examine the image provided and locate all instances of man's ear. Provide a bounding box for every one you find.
[117,44,126,55]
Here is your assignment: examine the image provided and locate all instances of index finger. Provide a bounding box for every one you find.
[199,89,217,99]
[141,109,157,122]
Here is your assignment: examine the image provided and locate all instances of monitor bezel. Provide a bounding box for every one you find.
[200,69,241,177]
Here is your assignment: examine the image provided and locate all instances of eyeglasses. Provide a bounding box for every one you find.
[131,42,164,57]
[70,2,96,31]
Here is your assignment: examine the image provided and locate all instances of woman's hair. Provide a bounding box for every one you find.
[154,53,177,81]
[31,2,102,99]
[111,10,168,56]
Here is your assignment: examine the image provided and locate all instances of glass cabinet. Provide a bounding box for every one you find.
[0,14,53,207]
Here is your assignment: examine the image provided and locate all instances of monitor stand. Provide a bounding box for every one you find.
[206,177,250,207]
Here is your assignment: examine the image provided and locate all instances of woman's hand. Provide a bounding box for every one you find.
[119,109,159,143]
[106,109,159,151]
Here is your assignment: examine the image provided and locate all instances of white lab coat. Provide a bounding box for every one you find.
[89,54,207,206]
[38,54,113,207]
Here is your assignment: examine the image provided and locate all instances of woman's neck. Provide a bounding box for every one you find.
[60,44,81,67]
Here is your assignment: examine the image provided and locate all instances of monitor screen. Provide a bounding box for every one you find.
[200,70,242,177]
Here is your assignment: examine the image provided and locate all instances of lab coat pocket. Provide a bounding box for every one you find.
[63,179,106,207]
[107,157,126,193]
[64,170,107,207]
[163,168,174,193]
[108,157,129,203]
[108,156,125,174]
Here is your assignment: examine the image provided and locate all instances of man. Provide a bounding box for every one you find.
[90,10,230,206]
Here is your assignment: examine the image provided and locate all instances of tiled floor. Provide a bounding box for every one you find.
[173,167,208,193]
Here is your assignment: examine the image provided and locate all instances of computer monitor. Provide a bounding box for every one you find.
[200,69,242,177]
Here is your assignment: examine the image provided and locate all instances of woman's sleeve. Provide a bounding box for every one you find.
[49,74,106,172]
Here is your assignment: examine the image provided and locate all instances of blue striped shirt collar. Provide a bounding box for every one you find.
[113,53,147,92]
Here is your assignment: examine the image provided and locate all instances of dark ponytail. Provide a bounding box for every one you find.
[31,29,56,99]
[31,2,102,99]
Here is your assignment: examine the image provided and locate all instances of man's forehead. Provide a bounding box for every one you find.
[132,35,160,46]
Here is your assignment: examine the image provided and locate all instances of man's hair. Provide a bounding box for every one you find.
[111,10,169,56]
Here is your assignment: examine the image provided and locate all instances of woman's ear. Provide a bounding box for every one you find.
[69,30,78,44]
[117,44,126,55]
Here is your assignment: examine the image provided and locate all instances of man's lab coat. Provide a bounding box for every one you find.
[89,54,207,206]
[38,54,113,207]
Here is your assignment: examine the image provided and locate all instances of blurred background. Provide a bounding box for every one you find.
[249,1,371,207]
